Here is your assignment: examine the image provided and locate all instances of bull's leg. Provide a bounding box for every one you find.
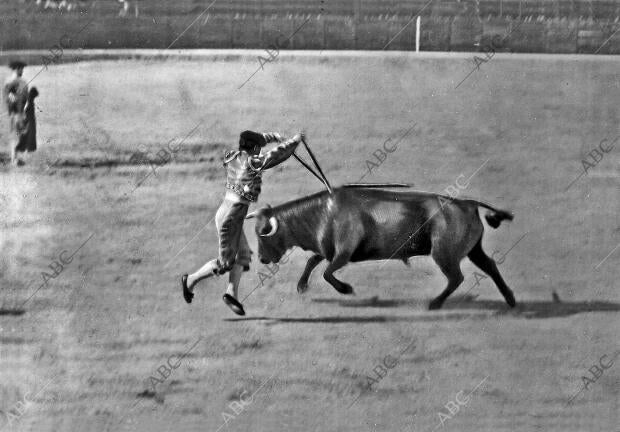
[467,239,516,307]
[429,248,464,310]
[323,252,354,295]
[297,254,323,294]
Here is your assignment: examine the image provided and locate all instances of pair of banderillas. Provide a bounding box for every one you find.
[294,138,412,193]
[293,137,333,194]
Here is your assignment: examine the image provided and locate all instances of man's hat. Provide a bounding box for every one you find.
[239,130,267,147]
[8,60,27,70]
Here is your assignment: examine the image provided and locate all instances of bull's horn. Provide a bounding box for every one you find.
[246,211,258,219]
[260,216,279,237]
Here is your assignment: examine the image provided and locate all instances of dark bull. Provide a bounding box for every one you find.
[247,186,516,310]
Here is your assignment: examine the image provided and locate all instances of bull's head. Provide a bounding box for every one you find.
[246,206,287,264]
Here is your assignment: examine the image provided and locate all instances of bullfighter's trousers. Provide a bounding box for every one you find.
[213,197,252,273]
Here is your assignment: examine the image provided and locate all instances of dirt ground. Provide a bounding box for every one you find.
[0,52,618,432]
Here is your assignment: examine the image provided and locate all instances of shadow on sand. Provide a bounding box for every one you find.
[0,308,26,316]
[224,295,620,323]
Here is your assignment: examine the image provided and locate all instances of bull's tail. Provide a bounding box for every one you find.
[465,199,514,229]
[484,209,514,229]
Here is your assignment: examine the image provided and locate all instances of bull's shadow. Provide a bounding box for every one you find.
[441,296,620,319]
[225,295,620,323]
[312,295,620,319]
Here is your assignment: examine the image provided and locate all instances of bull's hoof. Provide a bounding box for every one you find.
[335,283,354,295]
[297,282,309,294]
[428,299,443,310]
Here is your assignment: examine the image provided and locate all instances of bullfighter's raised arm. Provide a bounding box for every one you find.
[256,133,303,171]
[261,132,283,144]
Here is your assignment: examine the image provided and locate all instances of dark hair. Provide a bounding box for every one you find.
[239,130,266,151]
[9,60,26,70]
[239,137,257,152]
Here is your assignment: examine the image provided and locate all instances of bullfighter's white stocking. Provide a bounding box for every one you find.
[186,259,218,291]
[226,264,243,299]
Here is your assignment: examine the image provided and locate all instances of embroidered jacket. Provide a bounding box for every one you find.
[3,75,28,114]
[224,132,301,202]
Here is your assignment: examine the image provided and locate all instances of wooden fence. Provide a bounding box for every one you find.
[1,1,619,53]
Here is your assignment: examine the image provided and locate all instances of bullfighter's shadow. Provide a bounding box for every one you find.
[224,314,483,324]
[225,295,620,323]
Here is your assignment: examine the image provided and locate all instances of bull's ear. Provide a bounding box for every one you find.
[246,211,258,219]
[266,203,272,208]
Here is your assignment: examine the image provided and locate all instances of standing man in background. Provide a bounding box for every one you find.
[3,61,31,166]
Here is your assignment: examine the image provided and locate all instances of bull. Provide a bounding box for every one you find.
[246,185,516,310]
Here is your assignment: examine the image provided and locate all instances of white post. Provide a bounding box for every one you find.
[415,15,421,53]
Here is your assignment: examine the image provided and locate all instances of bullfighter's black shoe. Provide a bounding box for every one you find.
[223,294,245,316]
[182,274,194,304]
